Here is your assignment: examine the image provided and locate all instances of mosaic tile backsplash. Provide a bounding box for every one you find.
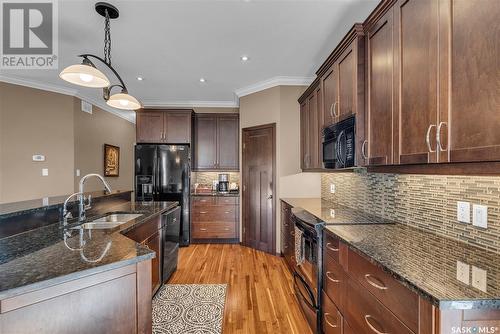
[191,172,240,188]
[321,171,500,254]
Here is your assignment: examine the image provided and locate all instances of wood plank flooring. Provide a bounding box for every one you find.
[168,244,312,334]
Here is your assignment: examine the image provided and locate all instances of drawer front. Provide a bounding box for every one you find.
[323,254,347,311]
[192,205,237,223]
[191,222,236,239]
[216,196,238,205]
[192,196,216,206]
[346,279,414,334]
[324,232,340,263]
[348,249,418,332]
[322,292,343,334]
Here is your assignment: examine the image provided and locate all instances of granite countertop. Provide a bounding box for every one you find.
[191,192,239,197]
[281,197,500,310]
[0,200,178,299]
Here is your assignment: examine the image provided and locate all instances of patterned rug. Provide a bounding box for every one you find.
[152,284,227,334]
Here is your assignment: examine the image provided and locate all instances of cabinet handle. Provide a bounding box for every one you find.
[199,211,208,214]
[224,228,230,231]
[364,274,388,290]
[200,228,207,231]
[364,315,388,334]
[325,271,340,283]
[333,101,339,118]
[224,211,230,214]
[172,218,177,222]
[324,313,338,328]
[362,140,368,160]
[425,124,437,153]
[326,242,339,252]
[436,121,447,151]
[329,103,334,119]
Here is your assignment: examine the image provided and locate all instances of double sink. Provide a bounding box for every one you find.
[71,213,143,230]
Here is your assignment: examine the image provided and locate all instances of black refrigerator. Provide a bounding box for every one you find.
[135,144,190,246]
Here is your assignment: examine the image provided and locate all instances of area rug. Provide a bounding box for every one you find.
[152,284,227,334]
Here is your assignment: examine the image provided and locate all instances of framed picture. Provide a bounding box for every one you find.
[104,144,120,177]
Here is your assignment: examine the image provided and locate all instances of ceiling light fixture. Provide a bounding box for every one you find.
[241,55,249,62]
[59,2,141,111]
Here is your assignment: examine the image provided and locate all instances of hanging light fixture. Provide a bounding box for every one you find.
[59,2,141,110]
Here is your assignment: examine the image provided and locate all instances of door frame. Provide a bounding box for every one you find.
[241,122,277,255]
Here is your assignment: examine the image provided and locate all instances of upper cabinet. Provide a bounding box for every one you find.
[136,109,193,144]
[193,113,239,171]
[299,79,323,171]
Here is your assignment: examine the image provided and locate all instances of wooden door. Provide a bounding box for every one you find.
[338,46,355,122]
[307,91,320,169]
[145,230,162,294]
[193,114,217,170]
[300,100,310,170]
[242,123,276,254]
[395,0,439,165]
[136,111,164,143]
[366,9,395,166]
[164,110,192,144]
[440,0,500,162]
[217,115,239,170]
[322,65,339,127]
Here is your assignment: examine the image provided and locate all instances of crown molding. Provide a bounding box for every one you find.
[234,76,314,98]
[0,74,136,123]
[143,100,239,109]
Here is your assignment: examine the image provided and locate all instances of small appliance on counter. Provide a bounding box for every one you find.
[218,173,229,193]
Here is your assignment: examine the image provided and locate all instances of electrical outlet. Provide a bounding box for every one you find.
[471,266,487,292]
[457,201,470,223]
[76,169,80,177]
[456,261,470,285]
[41,168,49,176]
[473,204,488,228]
[330,209,336,218]
[330,184,336,194]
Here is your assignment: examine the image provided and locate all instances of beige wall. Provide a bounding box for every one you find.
[239,85,322,252]
[0,83,75,203]
[73,100,135,192]
[0,82,135,203]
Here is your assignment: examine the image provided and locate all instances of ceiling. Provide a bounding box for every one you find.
[0,0,379,122]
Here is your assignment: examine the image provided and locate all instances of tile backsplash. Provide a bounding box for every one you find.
[322,170,500,254]
[191,172,240,188]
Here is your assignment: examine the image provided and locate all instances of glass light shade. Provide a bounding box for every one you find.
[59,64,110,88]
[106,93,141,110]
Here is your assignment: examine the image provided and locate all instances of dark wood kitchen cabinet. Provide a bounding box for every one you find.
[193,113,239,171]
[299,79,323,171]
[136,109,193,144]
[280,200,296,271]
[191,195,239,241]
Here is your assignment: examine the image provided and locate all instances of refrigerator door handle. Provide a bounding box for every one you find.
[153,147,158,196]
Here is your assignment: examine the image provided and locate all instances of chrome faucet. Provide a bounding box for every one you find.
[62,174,112,226]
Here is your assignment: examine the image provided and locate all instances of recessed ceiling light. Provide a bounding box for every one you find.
[241,55,249,62]
[137,76,144,81]
[199,78,206,83]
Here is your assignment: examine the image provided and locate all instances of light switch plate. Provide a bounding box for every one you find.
[42,168,49,176]
[471,266,487,292]
[330,184,336,194]
[473,204,488,228]
[456,261,470,285]
[457,201,470,223]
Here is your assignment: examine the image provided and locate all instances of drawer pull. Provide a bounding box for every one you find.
[224,211,230,214]
[364,315,387,334]
[199,211,208,214]
[325,272,340,283]
[364,274,388,290]
[200,199,207,202]
[326,242,339,252]
[224,228,230,231]
[200,228,207,231]
[324,313,338,328]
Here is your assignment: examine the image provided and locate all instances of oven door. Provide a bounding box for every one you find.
[293,271,318,333]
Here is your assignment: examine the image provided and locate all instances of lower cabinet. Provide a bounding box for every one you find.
[144,230,162,293]
[191,196,239,241]
[280,200,296,271]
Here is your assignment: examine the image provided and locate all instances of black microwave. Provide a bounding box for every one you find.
[322,116,355,169]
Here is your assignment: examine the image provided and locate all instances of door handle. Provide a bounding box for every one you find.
[426,124,436,153]
[267,195,273,200]
[436,121,447,151]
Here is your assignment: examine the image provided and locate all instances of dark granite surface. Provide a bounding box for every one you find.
[191,192,240,197]
[0,200,177,299]
[281,197,500,310]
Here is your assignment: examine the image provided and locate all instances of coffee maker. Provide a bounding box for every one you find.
[218,173,229,193]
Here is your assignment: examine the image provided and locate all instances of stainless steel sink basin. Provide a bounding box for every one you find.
[71,213,143,230]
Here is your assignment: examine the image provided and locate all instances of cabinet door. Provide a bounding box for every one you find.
[366,9,395,166]
[322,65,339,127]
[164,111,192,144]
[338,46,355,122]
[308,91,320,169]
[395,0,439,165]
[300,100,310,169]
[441,0,500,162]
[136,111,164,143]
[145,230,162,293]
[217,115,239,170]
[194,115,218,170]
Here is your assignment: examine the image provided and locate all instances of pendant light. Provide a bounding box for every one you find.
[59,2,141,110]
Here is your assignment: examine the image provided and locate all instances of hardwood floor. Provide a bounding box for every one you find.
[168,244,312,334]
